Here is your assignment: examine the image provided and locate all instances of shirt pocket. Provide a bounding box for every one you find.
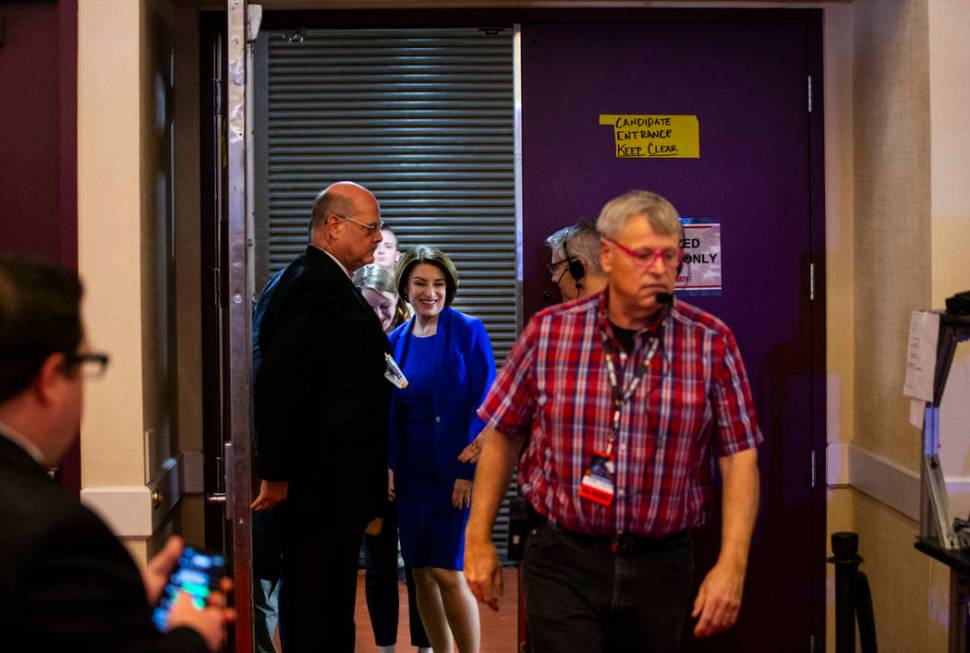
[661,374,709,442]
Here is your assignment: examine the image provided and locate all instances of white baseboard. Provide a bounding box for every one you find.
[81,454,185,538]
[826,443,970,521]
[81,485,154,538]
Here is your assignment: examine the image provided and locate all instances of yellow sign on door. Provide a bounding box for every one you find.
[598,114,700,159]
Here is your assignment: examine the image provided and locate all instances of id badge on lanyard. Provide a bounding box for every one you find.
[579,449,617,506]
[578,331,659,507]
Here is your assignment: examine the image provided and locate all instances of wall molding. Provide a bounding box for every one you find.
[81,484,154,538]
[81,454,185,538]
[827,443,970,521]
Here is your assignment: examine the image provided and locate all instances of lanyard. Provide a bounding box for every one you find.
[600,327,660,454]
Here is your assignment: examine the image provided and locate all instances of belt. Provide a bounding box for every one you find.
[536,516,688,555]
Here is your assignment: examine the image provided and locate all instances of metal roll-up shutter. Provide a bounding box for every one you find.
[258,27,518,560]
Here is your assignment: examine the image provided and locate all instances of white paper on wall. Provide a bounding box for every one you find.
[903,310,940,403]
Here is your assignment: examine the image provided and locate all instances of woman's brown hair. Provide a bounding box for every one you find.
[394,246,459,306]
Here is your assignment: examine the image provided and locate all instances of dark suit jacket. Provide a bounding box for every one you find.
[0,433,207,652]
[387,306,496,483]
[254,245,391,521]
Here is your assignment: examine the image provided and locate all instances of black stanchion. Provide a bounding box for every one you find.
[831,532,859,653]
[855,568,878,653]
[829,532,878,653]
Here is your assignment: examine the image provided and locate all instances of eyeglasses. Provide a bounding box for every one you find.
[604,237,684,269]
[333,213,384,234]
[65,352,110,379]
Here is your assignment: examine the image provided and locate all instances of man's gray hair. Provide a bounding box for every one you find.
[596,190,682,241]
[545,221,605,274]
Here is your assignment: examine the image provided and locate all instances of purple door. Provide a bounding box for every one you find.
[521,13,824,651]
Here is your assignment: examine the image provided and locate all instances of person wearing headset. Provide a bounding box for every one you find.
[458,220,611,468]
[545,220,609,302]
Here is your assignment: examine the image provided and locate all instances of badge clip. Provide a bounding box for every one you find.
[384,353,408,389]
[579,449,615,506]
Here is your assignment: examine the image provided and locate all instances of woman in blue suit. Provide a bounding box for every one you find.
[388,246,495,653]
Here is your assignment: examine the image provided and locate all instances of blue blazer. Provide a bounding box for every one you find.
[388,306,496,483]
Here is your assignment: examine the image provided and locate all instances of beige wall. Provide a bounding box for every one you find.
[928,0,970,311]
[851,492,948,653]
[929,0,970,486]
[842,0,935,648]
[78,0,199,564]
[826,0,970,650]
[852,0,931,469]
[78,0,146,490]
[824,3,854,452]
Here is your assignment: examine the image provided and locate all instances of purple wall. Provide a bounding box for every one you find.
[0,0,79,494]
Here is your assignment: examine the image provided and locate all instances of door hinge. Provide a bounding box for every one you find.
[809,262,816,301]
[812,449,815,489]
[807,75,813,113]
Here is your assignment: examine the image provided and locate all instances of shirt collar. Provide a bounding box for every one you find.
[598,290,667,337]
[0,420,47,466]
[312,244,352,279]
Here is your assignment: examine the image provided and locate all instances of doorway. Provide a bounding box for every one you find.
[204,7,826,652]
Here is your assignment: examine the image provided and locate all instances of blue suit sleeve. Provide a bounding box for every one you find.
[456,318,496,480]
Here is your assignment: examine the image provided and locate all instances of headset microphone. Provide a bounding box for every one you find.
[656,292,674,306]
[563,238,585,289]
[541,290,552,301]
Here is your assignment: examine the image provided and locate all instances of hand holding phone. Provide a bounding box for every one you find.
[151,546,232,651]
[167,588,232,651]
[152,547,226,631]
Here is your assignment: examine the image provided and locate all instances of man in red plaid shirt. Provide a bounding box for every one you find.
[464,190,762,652]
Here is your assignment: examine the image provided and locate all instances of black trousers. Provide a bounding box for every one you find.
[277,504,368,653]
[363,499,430,647]
[522,521,694,653]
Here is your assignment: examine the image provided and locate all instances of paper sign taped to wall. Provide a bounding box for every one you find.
[599,114,700,159]
[903,310,940,403]
[676,219,721,296]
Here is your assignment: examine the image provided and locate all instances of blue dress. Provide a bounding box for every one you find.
[395,333,470,570]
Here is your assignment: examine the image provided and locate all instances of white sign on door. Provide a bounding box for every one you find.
[677,218,721,296]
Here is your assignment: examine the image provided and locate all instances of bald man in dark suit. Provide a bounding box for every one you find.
[252,181,393,652]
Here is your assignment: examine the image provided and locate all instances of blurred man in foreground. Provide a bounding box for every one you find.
[0,257,232,652]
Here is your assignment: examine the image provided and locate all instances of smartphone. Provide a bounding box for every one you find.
[152,547,226,631]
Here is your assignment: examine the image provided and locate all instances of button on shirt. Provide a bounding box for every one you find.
[477,292,762,538]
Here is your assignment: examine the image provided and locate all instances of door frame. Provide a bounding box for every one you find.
[199,5,256,651]
[208,6,827,651]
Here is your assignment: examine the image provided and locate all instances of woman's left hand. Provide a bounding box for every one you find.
[452,479,473,509]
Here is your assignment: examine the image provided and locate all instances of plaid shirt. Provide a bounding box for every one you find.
[478,292,762,537]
